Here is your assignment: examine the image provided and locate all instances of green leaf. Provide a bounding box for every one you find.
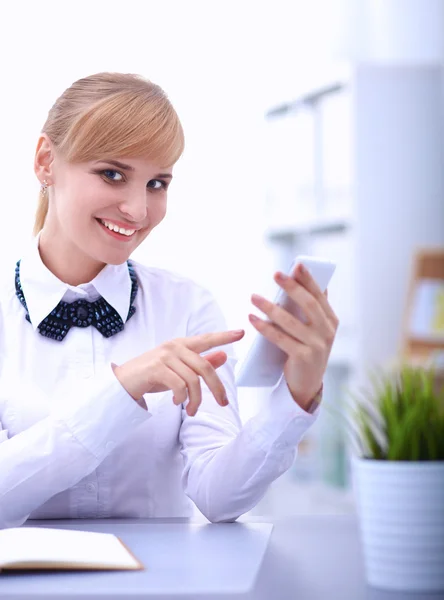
[346,364,444,461]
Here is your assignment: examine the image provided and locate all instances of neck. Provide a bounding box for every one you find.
[39,228,106,286]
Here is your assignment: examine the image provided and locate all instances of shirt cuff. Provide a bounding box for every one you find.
[52,363,151,462]
[246,373,321,454]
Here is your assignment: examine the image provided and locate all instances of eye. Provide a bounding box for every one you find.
[147,179,168,191]
[101,169,124,182]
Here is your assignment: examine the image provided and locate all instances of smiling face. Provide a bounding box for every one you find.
[36,136,173,283]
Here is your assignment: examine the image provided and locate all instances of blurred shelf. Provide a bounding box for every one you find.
[387,352,444,375]
[265,81,346,118]
[265,216,352,242]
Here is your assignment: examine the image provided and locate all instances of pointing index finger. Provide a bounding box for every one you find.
[184,330,244,353]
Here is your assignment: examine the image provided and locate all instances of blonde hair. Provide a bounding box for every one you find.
[34,72,185,235]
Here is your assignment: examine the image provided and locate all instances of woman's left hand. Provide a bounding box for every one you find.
[249,262,339,412]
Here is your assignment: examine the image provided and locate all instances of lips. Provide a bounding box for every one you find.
[98,218,136,236]
[96,218,137,242]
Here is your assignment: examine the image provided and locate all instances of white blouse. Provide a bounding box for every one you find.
[0,236,320,529]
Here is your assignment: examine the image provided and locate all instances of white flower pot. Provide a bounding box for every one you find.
[352,457,444,592]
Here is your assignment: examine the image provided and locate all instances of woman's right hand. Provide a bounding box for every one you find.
[112,329,245,416]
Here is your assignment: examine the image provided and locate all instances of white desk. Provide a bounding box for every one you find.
[0,515,441,599]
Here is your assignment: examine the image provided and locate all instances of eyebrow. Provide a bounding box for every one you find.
[94,159,173,179]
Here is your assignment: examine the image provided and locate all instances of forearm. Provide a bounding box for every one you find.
[181,377,320,523]
[0,365,149,529]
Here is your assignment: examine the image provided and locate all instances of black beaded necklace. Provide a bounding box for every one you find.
[15,260,138,341]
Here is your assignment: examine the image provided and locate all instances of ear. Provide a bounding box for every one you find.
[34,133,55,185]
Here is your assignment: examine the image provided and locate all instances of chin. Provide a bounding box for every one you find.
[84,241,132,266]
[84,224,149,266]
[100,247,133,265]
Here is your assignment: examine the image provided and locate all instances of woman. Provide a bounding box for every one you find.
[0,72,338,528]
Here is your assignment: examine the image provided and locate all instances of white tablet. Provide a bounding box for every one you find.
[235,255,336,387]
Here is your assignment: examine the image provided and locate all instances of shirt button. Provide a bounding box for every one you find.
[86,483,96,493]
[275,441,288,450]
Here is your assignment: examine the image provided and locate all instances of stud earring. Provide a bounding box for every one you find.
[40,179,48,195]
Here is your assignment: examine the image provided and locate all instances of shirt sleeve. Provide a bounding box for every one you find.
[179,285,321,523]
[0,365,150,530]
[0,421,8,444]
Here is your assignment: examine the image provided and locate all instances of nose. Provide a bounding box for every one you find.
[118,192,148,224]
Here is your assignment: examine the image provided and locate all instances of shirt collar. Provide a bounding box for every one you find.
[19,234,132,331]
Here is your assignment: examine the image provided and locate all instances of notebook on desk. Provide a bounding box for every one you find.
[0,526,144,572]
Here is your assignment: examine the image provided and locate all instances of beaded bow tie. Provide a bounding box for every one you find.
[15,260,138,342]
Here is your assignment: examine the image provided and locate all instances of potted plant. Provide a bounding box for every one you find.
[347,364,444,592]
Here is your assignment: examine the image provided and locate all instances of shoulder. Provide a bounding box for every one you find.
[131,260,198,291]
[0,257,18,309]
[0,257,19,341]
[131,261,226,336]
[131,260,223,320]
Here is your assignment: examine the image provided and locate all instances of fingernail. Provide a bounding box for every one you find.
[249,314,259,322]
[276,271,288,281]
[232,329,244,334]
[252,293,265,303]
[222,395,229,406]
[299,264,306,274]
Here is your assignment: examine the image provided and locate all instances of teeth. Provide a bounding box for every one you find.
[100,220,136,237]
